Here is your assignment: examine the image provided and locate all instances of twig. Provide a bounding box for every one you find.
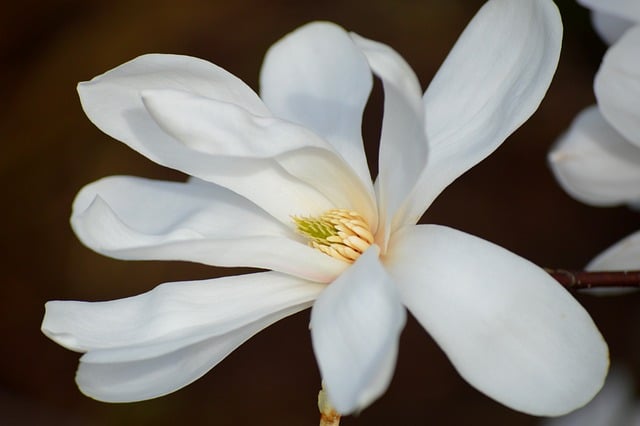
[546,269,640,290]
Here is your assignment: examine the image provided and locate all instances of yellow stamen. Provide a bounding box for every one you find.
[293,209,374,262]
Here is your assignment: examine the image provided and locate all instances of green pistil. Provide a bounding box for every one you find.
[292,216,337,245]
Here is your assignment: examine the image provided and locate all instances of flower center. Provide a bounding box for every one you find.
[293,209,374,263]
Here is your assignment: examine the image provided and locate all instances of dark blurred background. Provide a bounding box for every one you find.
[2,0,639,425]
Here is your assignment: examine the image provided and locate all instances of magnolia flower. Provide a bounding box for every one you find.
[549,4,640,271]
[577,0,639,45]
[42,0,608,417]
[540,367,640,426]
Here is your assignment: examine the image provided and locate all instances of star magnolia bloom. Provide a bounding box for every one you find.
[577,0,640,45]
[42,0,608,416]
[549,3,640,271]
[540,367,640,426]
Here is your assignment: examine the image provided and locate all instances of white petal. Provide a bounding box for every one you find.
[587,229,640,271]
[590,10,635,45]
[74,315,283,403]
[71,176,346,282]
[595,25,640,148]
[141,89,331,156]
[42,271,321,354]
[394,0,562,229]
[385,225,608,416]
[77,54,340,224]
[578,0,640,23]
[141,89,378,227]
[42,272,324,402]
[350,33,428,249]
[260,21,374,189]
[310,246,405,414]
[548,106,640,206]
[78,54,269,151]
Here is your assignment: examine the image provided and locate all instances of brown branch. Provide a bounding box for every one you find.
[546,269,640,290]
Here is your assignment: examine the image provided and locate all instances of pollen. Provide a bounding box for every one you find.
[292,209,374,263]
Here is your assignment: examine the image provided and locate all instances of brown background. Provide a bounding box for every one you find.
[2,0,639,425]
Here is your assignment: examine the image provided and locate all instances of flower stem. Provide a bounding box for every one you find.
[547,269,640,290]
[318,383,341,426]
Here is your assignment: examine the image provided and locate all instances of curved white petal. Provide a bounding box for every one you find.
[71,176,346,282]
[73,312,288,402]
[578,0,640,23]
[590,10,635,45]
[385,225,608,416]
[42,271,322,354]
[587,229,640,271]
[310,246,405,414]
[78,53,269,148]
[77,54,343,224]
[260,21,374,189]
[395,0,562,229]
[595,25,640,148]
[141,89,331,156]
[350,33,428,249]
[42,272,324,402]
[141,89,378,227]
[548,106,640,206]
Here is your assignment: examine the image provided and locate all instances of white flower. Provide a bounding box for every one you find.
[540,367,640,426]
[577,0,639,45]
[42,0,608,416]
[549,2,640,271]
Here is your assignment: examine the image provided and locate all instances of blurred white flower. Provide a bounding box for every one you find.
[540,366,640,426]
[577,0,639,45]
[549,2,640,271]
[42,0,608,416]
